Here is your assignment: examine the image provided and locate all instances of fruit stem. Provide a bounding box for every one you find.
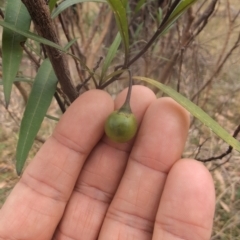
[121,69,133,110]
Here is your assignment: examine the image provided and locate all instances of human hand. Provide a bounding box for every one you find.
[0,86,215,240]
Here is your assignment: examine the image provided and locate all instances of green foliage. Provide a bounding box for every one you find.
[51,0,106,19]
[106,0,129,65]
[48,0,59,12]
[0,20,65,51]
[133,76,240,153]
[2,0,31,107]
[161,0,198,34]
[103,69,126,83]
[16,59,58,175]
[100,33,121,82]
[0,77,33,85]
[134,0,146,14]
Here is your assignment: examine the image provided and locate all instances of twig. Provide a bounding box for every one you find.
[20,42,40,68]
[127,0,182,66]
[22,0,78,103]
[86,10,112,70]
[77,57,103,91]
[191,32,240,101]
[75,4,86,46]
[209,155,231,171]
[20,42,66,113]
[177,48,184,92]
[0,98,20,125]
[197,124,240,162]
[83,4,105,52]
[57,9,85,85]
[0,8,4,18]
[100,0,184,89]
[35,136,46,143]
[192,0,218,38]
[14,82,28,105]
[0,98,46,144]
[215,0,231,66]
[194,137,211,159]
[56,87,71,106]
[54,92,66,113]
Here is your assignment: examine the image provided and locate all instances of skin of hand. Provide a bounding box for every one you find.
[0,86,215,240]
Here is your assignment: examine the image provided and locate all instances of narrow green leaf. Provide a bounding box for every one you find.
[16,59,58,175]
[0,77,33,85]
[0,20,66,52]
[133,22,143,40]
[101,32,121,81]
[134,0,146,14]
[157,7,163,24]
[51,0,106,19]
[120,0,127,8]
[107,0,129,65]
[25,40,43,58]
[64,38,78,51]
[0,21,87,74]
[168,0,198,24]
[49,0,59,12]
[133,76,240,153]
[102,69,125,83]
[162,0,198,34]
[45,114,60,121]
[2,0,31,107]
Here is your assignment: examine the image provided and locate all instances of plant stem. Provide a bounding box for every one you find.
[128,0,181,66]
[123,69,133,106]
[118,69,133,113]
[22,0,78,103]
[100,0,182,90]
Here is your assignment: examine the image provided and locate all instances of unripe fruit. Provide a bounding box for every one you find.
[104,106,138,143]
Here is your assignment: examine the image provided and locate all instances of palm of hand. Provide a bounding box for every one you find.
[0,86,215,240]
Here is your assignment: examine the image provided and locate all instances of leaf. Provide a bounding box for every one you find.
[16,59,58,175]
[45,114,60,121]
[0,15,91,60]
[2,0,31,107]
[133,76,240,153]
[157,7,163,24]
[134,0,146,14]
[120,0,127,8]
[48,0,59,12]
[51,0,107,19]
[168,0,198,23]
[0,20,66,52]
[64,38,78,51]
[100,32,121,81]
[0,77,33,85]
[25,40,43,58]
[102,69,126,83]
[161,0,198,34]
[133,22,143,40]
[107,0,129,65]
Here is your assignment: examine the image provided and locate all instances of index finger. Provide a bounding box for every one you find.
[0,90,113,240]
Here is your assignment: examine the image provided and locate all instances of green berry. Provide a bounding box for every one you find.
[104,110,138,143]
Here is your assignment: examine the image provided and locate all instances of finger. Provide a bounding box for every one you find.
[0,90,113,240]
[53,86,156,240]
[99,98,190,240]
[153,159,215,240]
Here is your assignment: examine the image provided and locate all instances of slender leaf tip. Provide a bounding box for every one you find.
[16,166,22,176]
[4,100,9,110]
